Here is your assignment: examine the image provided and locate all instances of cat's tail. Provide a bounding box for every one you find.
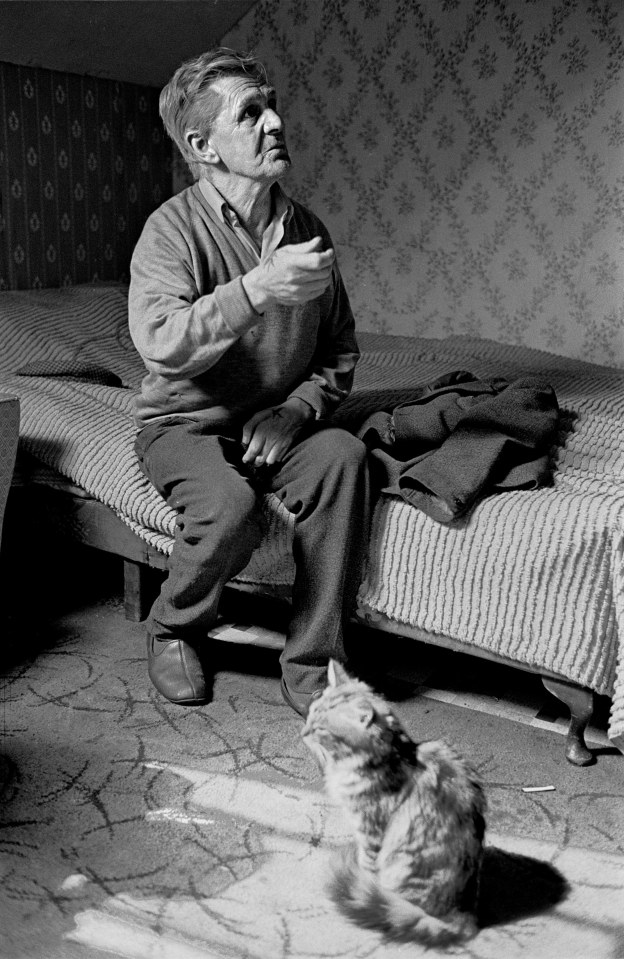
[328,850,477,946]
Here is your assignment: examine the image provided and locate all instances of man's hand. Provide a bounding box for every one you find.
[242,237,334,313]
[241,397,314,468]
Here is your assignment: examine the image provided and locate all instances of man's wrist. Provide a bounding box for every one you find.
[284,395,315,420]
[242,269,274,314]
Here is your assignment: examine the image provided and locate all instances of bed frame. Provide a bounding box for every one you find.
[6,480,598,767]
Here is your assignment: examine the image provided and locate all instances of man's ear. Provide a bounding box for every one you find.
[185,131,220,166]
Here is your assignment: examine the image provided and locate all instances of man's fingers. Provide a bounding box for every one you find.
[278,241,335,271]
[282,236,324,254]
[295,249,335,270]
[241,409,270,448]
[242,433,266,463]
[244,433,279,467]
[290,261,334,287]
[241,409,300,466]
[291,270,333,291]
[264,441,286,466]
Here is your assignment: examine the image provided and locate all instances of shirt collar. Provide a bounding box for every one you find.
[198,179,293,230]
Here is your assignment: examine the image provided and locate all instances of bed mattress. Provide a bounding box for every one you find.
[1,287,623,743]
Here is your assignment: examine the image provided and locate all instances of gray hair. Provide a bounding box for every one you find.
[159,47,268,179]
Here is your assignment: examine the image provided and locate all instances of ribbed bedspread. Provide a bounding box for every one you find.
[1,288,622,745]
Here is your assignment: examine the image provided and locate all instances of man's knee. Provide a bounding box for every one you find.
[314,427,368,475]
[177,481,264,555]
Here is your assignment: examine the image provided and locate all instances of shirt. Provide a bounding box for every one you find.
[128,181,359,432]
[198,178,291,260]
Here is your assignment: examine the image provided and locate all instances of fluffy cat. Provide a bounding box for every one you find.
[302,659,486,946]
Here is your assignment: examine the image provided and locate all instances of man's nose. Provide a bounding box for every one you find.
[264,108,284,132]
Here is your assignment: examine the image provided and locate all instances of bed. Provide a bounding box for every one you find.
[2,284,623,765]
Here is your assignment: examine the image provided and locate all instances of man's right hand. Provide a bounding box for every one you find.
[242,236,335,313]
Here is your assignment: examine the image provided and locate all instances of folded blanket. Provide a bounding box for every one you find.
[358,371,560,523]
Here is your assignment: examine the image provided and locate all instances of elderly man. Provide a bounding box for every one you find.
[128,48,371,717]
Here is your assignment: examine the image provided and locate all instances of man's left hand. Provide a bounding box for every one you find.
[242,397,314,468]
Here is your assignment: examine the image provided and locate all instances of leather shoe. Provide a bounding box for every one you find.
[147,634,209,706]
[280,676,322,718]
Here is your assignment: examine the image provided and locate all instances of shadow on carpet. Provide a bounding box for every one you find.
[479,846,569,928]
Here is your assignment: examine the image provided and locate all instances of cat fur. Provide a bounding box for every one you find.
[302,659,486,946]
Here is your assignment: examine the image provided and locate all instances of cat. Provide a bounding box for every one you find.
[301,659,487,946]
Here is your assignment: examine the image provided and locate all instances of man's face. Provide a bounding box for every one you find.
[205,76,291,184]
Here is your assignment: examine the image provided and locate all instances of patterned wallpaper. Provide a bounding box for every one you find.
[0,62,171,290]
[222,0,624,367]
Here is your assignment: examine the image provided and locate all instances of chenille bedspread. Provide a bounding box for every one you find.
[1,287,622,745]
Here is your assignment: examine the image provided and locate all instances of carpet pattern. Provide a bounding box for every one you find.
[1,556,624,959]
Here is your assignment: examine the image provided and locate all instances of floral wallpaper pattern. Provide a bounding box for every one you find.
[0,62,171,290]
[223,0,624,367]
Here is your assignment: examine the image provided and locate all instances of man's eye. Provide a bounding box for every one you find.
[244,105,261,120]
[268,99,277,111]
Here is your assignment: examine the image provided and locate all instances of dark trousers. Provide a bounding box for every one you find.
[134,418,371,693]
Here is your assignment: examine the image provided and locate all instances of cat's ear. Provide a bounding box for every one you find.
[327,659,350,687]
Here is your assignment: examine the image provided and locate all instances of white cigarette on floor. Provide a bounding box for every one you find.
[522,785,556,792]
[145,807,215,826]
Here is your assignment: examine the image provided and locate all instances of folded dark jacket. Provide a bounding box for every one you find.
[357,370,560,523]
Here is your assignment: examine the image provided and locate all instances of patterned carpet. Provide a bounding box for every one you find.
[1,548,623,959]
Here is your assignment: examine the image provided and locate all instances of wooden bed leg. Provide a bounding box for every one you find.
[541,677,595,766]
[123,559,153,623]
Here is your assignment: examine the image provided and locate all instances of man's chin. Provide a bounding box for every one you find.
[273,152,291,165]
[267,156,292,178]
[255,154,291,184]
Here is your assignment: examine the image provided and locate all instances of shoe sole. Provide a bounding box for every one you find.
[163,696,210,707]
